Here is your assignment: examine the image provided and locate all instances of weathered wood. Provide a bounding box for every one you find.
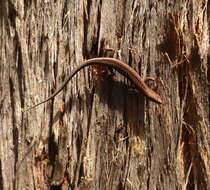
[0,0,209,189]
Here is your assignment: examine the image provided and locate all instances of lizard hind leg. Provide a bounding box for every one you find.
[144,77,157,89]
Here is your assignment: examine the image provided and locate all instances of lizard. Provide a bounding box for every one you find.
[24,57,163,112]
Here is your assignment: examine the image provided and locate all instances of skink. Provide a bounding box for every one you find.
[24,57,162,111]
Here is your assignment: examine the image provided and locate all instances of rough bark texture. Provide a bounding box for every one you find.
[0,0,209,190]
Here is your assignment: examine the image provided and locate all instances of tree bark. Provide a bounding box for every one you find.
[0,0,209,189]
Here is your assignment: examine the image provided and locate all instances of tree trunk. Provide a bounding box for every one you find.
[0,0,209,189]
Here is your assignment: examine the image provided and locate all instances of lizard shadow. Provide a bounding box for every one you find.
[51,77,146,137]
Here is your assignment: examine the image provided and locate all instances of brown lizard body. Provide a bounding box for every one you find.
[24,57,162,111]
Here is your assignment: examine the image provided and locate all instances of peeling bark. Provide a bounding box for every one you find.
[0,0,209,189]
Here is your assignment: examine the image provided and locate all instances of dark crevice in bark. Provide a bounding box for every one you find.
[46,93,58,186]
[0,159,4,190]
[17,46,25,108]
[96,1,102,56]
[9,77,19,190]
[114,0,127,39]
[86,86,95,137]
[61,0,68,28]
[82,0,92,57]
[7,0,19,29]
[208,54,210,120]
[40,35,50,79]
[54,40,59,86]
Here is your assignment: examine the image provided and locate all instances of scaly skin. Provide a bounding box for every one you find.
[24,57,162,111]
